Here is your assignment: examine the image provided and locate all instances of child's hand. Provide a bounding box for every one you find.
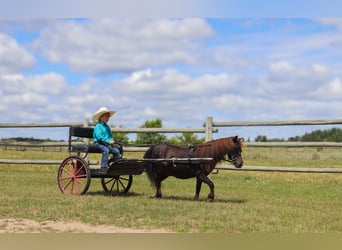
[109,140,115,145]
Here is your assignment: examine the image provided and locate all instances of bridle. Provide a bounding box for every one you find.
[225,149,241,163]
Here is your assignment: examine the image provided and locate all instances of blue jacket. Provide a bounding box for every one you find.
[93,122,115,144]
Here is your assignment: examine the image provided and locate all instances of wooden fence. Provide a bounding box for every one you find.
[1,117,342,174]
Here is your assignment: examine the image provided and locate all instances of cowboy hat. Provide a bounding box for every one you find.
[92,107,116,123]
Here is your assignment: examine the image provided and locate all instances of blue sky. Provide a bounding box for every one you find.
[1,2,342,141]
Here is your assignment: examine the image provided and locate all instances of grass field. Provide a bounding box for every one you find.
[1,147,342,232]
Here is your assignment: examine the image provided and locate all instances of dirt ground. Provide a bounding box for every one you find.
[0,218,171,233]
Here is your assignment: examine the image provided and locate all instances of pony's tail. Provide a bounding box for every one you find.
[143,146,156,188]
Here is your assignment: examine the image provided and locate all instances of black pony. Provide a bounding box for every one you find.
[143,136,244,202]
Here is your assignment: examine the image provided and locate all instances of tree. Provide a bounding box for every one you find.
[294,128,342,142]
[111,125,129,145]
[255,135,267,142]
[170,132,204,145]
[135,119,167,144]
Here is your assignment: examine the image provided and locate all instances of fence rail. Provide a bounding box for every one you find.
[212,119,342,127]
[217,165,342,173]
[0,123,84,128]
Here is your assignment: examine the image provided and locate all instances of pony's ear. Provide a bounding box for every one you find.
[239,137,245,147]
[234,136,245,147]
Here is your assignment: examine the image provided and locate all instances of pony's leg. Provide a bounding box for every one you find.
[154,174,169,199]
[196,173,215,202]
[193,177,202,201]
[155,180,162,199]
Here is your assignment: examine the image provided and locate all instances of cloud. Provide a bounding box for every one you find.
[269,61,293,74]
[32,18,213,74]
[313,77,342,100]
[1,72,66,95]
[110,68,242,128]
[0,33,35,73]
[0,72,67,121]
[316,18,342,30]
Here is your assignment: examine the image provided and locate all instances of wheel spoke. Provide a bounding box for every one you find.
[61,178,73,193]
[74,177,87,187]
[73,180,81,195]
[108,178,116,192]
[101,175,132,194]
[61,164,74,177]
[117,178,127,190]
[75,164,85,176]
[118,176,130,182]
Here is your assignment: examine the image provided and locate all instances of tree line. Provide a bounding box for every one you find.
[255,127,342,142]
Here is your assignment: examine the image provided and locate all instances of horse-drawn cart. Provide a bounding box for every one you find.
[57,126,214,196]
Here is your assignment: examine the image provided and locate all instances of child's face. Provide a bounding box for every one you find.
[100,113,110,123]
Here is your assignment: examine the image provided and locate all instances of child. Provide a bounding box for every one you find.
[92,107,121,169]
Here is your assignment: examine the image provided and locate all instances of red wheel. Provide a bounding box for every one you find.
[101,175,133,195]
[57,156,91,195]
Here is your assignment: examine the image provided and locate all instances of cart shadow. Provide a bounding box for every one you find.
[150,195,247,204]
[86,191,144,198]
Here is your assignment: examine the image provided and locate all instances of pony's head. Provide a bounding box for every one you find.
[227,136,244,168]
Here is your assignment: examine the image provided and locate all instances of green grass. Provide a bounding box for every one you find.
[1,147,342,232]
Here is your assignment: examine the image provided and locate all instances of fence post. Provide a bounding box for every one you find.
[205,116,218,174]
[205,116,213,142]
[83,118,90,162]
[83,118,90,144]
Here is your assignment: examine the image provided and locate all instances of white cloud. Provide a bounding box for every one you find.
[0,72,68,122]
[1,72,66,95]
[32,18,213,74]
[312,63,330,75]
[116,68,241,122]
[313,77,342,100]
[269,61,293,74]
[316,18,342,30]
[0,33,35,73]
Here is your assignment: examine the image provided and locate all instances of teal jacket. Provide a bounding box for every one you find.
[93,122,115,144]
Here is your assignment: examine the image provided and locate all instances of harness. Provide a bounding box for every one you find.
[170,143,197,168]
[188,143,196,157]
[171,143,239,170]
[186,143,197,173]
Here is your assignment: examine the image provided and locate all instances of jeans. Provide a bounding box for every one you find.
[95,142,121,168]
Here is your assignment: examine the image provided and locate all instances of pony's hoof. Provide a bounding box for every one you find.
[207,195,214,202]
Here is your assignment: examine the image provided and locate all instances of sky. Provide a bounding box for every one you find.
[1,1,342,141]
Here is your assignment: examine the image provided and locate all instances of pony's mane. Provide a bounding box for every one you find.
[194,136,242,161]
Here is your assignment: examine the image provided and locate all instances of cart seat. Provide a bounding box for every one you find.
[70,143,102,154]
[68,126,123,155]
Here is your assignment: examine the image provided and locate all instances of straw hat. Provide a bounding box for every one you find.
[92,107,116,123]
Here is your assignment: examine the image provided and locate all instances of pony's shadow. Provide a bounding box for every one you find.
[85,192,247,203]
[153,195,247,204]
